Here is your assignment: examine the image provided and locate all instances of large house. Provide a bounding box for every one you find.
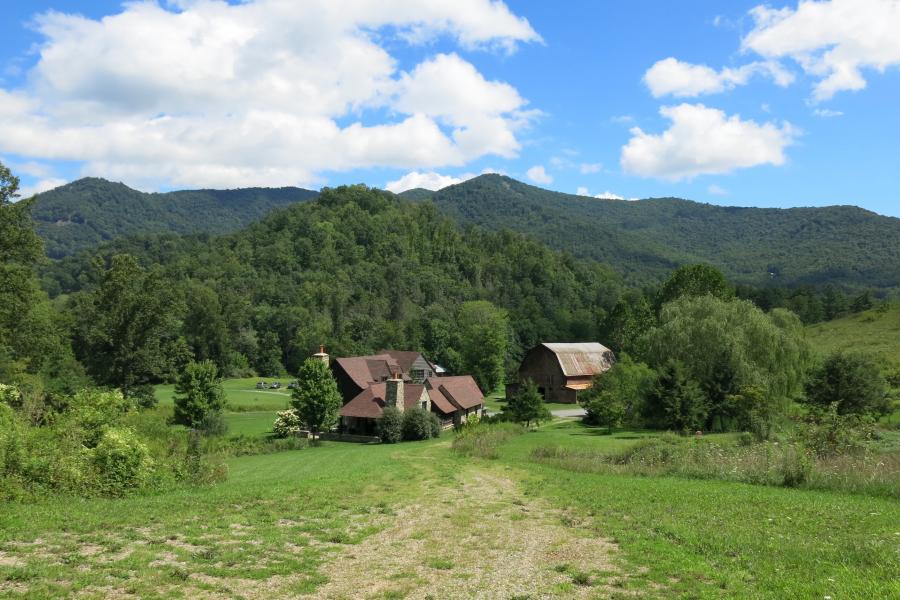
[508,342,616,404]
[327,348,483,435]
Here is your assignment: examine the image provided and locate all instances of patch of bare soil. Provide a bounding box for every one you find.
[314,469,623,599]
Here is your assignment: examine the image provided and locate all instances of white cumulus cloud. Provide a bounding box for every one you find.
[743,0,900,101]
[0,0,540,190]
[621,103,797,181]
[526,165,552,184]
[575,186,629,200]
[385,170,470,193]
[644,57,794,98]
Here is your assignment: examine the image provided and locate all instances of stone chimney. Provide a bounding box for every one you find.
[385,371,405,413]
[312,345,329,365]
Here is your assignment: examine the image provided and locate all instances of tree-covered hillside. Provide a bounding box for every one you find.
[423,175,900,292]
[50,185,622,383]
[31,178,318,258]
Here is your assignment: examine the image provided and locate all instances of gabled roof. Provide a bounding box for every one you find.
[540,342,615,377]
[333,354,401,390]
[340,383,426,419]
[425,376,484,414]
[378,350,433,374]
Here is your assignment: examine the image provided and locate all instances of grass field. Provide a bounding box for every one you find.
[806,302,900,371]
[2,417,897,598]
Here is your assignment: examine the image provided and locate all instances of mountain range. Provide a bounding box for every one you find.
[30,175,900,292]
[30,177,317,259]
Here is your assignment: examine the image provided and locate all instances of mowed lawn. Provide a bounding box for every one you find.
[155,378,293,438]
[1,420,897,598]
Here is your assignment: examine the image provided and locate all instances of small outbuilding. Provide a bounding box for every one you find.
[509,342,616,404]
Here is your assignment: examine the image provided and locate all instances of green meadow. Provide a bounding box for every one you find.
[806,302,900,371]
[2,417,897,599]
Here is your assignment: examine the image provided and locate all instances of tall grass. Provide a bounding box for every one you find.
[451,423,523,459]
[530,434,900,498]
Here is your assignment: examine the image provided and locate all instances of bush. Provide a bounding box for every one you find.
[429,411,442,438]
[91,428,155,496]
[68,388,132,447]
[272,409,304,438]
[804,351,890,417]
[130,384,158,410]
[197,410,228,437]
[796,403,878,457]
[379,406,402,444]
[401,407,434,441]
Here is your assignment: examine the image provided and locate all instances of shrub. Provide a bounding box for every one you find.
[272,409,304,438]
[197,410,228,436]
[91,428,155,496]
[503,380,550,428]
[401,407,434,441]
[379,406,402,444]
[796,403,878,457]
[428,411,442,438]
[804,351,890,417]
[130,384,158,410]
[68,388,132,447]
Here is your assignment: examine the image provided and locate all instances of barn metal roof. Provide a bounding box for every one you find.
[541,342,615,377]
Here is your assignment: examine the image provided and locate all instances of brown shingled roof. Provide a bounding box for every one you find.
[425,376,484,414]
[378,350,433,374]
[339,383,426,419]
[334,354,401,390]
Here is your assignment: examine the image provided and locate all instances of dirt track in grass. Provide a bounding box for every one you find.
[314,467,624,599]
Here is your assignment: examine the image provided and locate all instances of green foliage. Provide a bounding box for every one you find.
[796,403,879,457]
[70,254,189,391]
[657,264,733,306]
[173,360,226,430]
[804,351,890,417]
[602,292,655,355]
[400,407,436,441]
[379,406,403,444]
[91,427,155,496]
[503,379,551,428]
[429,174,900,291]
[46,185,622,378]
[290,358,341,438]
[581,354,655,432]
[30,177,317,258]
[647,296,810,431]
[643,360,708,432]
[456,301,509,394]
[130,384,158,410]
[68,388,133,447]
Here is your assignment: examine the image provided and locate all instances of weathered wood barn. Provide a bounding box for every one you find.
[509,342,616,404]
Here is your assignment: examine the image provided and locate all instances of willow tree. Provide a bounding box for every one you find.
[646,295,810,431]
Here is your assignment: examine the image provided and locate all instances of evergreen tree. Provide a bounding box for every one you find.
[643,360,708,432]
[504,379,551,428]
[291,358,342,440]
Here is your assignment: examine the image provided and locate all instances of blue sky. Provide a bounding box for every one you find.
[1,0,899,216]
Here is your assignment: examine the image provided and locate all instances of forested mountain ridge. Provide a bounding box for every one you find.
[31,177,318,258]
[50,185,622,382]
[420,175,900,291]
